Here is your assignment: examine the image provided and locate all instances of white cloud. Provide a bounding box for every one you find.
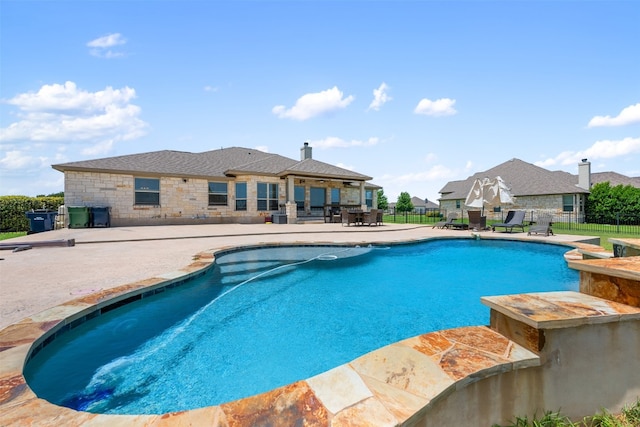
[0,81,148,144]
[0,150,46,171]
[87,33,126,48]
[414,98,457,117]
[588,103,640,127]
[272,86,354,120]
[204,85,219,93]
[87,33,127,58]
[368,82,391,111]
[310,136,379,149]
[534,137,640,167]
[254,145,269,153]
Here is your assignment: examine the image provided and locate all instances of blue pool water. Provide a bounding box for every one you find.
[25,239,579,415]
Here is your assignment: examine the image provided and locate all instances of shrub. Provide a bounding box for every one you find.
[0,195,64,232]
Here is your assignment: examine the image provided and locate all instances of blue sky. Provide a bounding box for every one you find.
[1,0,639,202]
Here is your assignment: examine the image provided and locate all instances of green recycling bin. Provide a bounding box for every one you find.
[68,206,90,228]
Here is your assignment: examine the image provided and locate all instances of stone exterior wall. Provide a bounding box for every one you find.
[63,171,286,226]
[439,194,587,222]
[62,171,373,226]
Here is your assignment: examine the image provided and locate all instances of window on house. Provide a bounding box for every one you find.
[493,206,501,213]
[456,200,461,209]
[208,182,228,206]
[134,178,160,205]
[365,190,373,208]
[562,195,574,212]
[309,187,325,211]
[331,188,340,205]
[235,182,247,211]
[257,182,279,211]
[294,186,305,211]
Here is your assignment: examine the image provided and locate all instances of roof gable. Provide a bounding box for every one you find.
[592,172,640,188]
[283,159,372,181]
[438,158,589,200]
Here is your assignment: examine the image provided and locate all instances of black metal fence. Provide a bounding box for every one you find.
[384,208,640,235]
[549,211,640,235]
[384,208,444,226]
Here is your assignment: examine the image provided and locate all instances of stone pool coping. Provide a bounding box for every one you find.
[1,224,635,425]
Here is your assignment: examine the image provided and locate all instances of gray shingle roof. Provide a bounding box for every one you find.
[52,147,373,182]
[592,172,640,188]
[283,159,372,180]
[438,158,591,201]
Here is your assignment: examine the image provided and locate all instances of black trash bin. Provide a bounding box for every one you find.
[91,206,111,227]
[25,210,58,233]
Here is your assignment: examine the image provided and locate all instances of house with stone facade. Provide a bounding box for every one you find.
[438,158,640,222]
[52,143,380,226]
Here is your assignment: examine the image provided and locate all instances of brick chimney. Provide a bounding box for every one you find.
[578,159,591,190]
[300,142,312,160]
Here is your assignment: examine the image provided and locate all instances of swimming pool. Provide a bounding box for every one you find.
[24,239,578,415]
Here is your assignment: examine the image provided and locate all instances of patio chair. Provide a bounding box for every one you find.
[341,209,353,226]
[527,214,554,236]
[491,210,526,233]
[341,209,363,226]
[432,212,458,229]
[363,209,379,226]
[468,210,487,231]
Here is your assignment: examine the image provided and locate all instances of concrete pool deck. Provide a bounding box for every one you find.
[2,223,638,426]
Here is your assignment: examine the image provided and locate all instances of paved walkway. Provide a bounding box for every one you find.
[0,223,595,329]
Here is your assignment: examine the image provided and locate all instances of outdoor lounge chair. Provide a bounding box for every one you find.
[468,210,487,231]
[491,210,526,233]
[432,212,458,229]
[528,214,554,236]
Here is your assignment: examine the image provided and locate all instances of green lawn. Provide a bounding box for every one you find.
[0,232,27,241]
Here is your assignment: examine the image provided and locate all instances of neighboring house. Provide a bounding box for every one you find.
[413,197,440,214]
[591,171,640,188]
[438,158,640,222]
[389,197,439,214]
[52,143,380,226]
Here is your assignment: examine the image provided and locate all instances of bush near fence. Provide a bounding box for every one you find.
[0,196,64,232]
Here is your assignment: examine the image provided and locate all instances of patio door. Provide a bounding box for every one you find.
[294,186,305,212]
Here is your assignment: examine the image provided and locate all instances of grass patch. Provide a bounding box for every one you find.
[0,231,27,241]
[493,399,640,427]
